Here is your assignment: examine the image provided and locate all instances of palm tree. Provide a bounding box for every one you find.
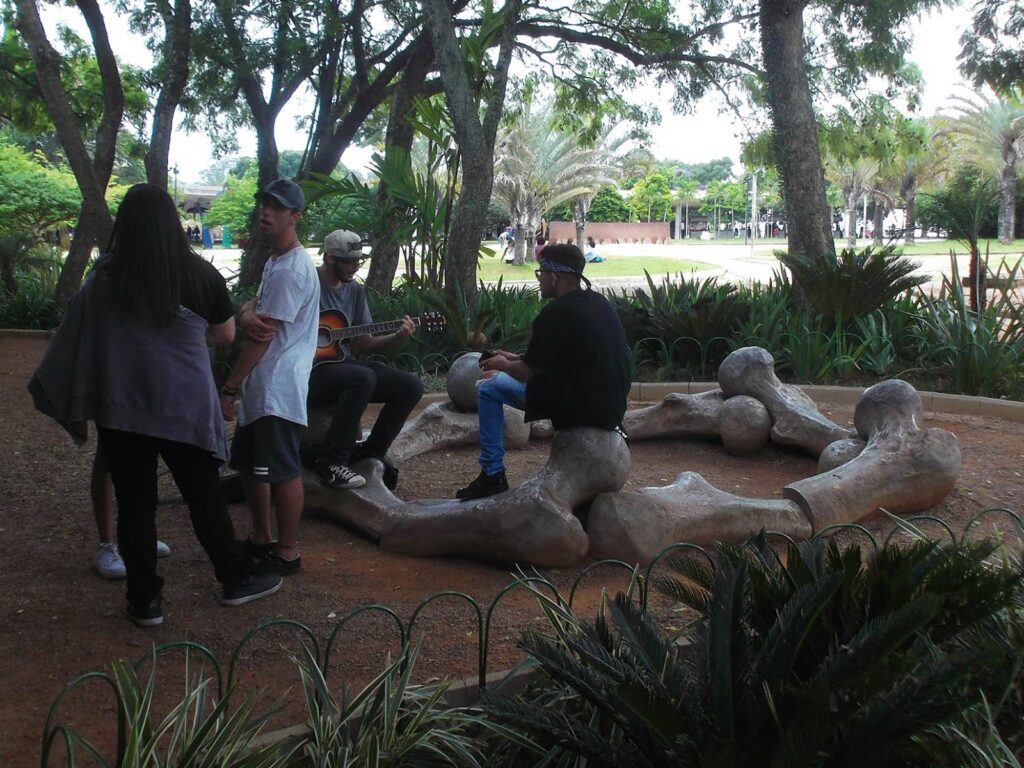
[945,90,1024,244]
[491,103,623,265]
[671,176,700,240]
[824,156,879,248]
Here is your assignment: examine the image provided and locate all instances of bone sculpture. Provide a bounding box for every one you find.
[446,351,485,412]
[718,346,851,456]
[588,471,812,565]
[378,428,631,567]
[304,458,400,540]
[784,379,961,531]
[620,390,724,440]
[386,400,530,465]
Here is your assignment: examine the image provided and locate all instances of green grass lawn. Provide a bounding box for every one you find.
[477,255,715,282]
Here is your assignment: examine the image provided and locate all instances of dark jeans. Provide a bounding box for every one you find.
[97,427,248,605]
[307,360,423,465]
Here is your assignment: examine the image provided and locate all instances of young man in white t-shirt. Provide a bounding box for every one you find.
[219,179,319,575]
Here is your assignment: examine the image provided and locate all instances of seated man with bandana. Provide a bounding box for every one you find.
[455,243,631,501]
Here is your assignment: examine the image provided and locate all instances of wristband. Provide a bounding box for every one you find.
[221,383,240,397]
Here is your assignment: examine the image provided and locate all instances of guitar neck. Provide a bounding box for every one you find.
[329,316,422,342]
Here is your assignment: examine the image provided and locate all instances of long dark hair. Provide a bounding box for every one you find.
[104,183,206,326]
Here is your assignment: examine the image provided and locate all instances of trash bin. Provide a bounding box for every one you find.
[221,226,232,248]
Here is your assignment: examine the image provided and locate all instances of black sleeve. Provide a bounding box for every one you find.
[181,260,234,324]
[523,301,566,373]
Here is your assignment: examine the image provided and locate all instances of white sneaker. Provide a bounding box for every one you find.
[95,543,126,579]
[95,541,170,579]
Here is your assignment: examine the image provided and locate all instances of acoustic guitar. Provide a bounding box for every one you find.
[314,309,447,366]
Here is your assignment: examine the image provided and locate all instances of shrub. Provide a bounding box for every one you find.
[777,245,927,326]
[484,532,1024,766]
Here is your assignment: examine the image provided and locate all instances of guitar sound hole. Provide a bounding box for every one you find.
[317,328,333,347]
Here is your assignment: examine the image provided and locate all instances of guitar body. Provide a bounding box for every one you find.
[312,309,446,367]
[314,309,352,366]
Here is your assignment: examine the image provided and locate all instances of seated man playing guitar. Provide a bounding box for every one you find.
[243,229,423,490]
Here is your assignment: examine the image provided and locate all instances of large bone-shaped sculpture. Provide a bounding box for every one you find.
[587,471,811,565]
[718,347,851,456]
[304,458,400,541]
[378,428,631,567]
[621,390,724,440]
[784,379,961,531]
[386,401,530,465]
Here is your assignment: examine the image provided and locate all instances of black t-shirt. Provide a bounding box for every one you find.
[94,255,233,325]
[522,289,630,430]
[181,259,234,324]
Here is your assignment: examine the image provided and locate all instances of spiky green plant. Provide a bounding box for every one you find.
[295,642,496,767]
[776,245,926,327]
[484,533,1024,767]
[43,655,291,767]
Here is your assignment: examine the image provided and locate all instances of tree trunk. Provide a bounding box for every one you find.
[365,44,433,294]
[872,198,885,246]
[571,196,589,249]
[144,0,191,190]
[424,0,522,304]
[844,200,857,249]
[237,114,281,289]
[15,0,123,310]
[903,192,916,245]
[759,0,835,266]
[512,216,527,266]
[997,152,1016,245]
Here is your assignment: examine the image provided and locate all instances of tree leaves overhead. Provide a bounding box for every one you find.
[959,0,1024,95]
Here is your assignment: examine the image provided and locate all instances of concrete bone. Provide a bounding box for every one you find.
[303,458,400,541]
[620,390,724,440]
[784,379,961,531]
[379,428,631,568]
[446,352,485,413]
[718,346,851,456]
[386,400,530,465]
[588,472,811,566]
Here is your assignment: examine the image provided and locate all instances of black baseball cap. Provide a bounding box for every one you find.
[255,179,305,211]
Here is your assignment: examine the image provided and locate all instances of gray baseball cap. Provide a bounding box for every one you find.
[255,179,305,211]
[323,229,369,259]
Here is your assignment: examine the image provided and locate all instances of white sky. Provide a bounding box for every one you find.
[41,1,974,184]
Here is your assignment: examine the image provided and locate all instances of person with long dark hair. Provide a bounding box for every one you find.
[30,183,282,626]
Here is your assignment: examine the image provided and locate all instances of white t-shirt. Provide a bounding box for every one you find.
[238,246,320,426]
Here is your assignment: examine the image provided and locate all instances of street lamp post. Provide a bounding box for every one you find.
[172,164,179,210]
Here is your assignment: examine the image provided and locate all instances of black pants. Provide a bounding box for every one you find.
[307,360,423,465]
[97,427,247,605]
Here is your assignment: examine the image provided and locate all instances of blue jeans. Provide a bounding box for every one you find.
[478,372,527,475]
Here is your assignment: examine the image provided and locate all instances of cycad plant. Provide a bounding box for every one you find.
[484,532,1024,767]
[776,245,926,328]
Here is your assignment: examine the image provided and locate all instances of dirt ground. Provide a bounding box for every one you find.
[2,334,1023,765]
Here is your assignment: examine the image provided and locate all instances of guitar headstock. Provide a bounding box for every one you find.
[419,311,448,331]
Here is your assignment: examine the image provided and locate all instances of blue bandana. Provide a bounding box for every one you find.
[538,257,591,289]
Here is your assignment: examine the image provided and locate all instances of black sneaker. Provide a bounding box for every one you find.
[125,596,163,627]
[220,573,283,606]
[315,460,366,490]
[256,552,302,576]
[455,469,509,501]
[239,536,276,560]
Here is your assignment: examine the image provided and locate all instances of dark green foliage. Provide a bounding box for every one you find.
[613,272,750,379]
[485,534,1024,767]
[776,245,927,326]
[587,185,633,223]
